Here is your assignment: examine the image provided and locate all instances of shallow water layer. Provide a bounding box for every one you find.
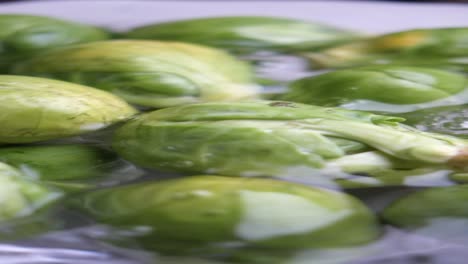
[6,189,468,264]
[1,53,468,264]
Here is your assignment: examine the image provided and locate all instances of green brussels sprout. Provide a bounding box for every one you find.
[381,186,453,226]
[0,14,109,72]
[0,161,61,222]
[124,16,359,53]
[71,176,379,249]
[449,172,468,183]
[0,75,137,144]
[382,185,468,236]
[306,28,468,71]
[279,66,468,113]
[0,144,121,182]
[13,40,259,108]
[113,101,468,178]
[401,104,468,138]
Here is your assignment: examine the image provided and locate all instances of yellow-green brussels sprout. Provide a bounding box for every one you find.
[306,28,468,71]
[0,75,137,144]
[71,176,380,250]
[13,40,260,108]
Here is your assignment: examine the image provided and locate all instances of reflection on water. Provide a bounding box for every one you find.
[0,226,152,264]
[5,225,468,264]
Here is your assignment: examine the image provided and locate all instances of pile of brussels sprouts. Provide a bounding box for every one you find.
[0,14,468,263]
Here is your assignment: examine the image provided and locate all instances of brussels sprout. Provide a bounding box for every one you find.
[0,144,120,181]
[306,28,468,71]
[113,101,468,178]
[71,176,379,249]
[382,185,468,232]
[13,40,259,108]
[382,186,456,226]
[0,75,137,144]
[279,66,468,113]
[124,16,359,53]
[0,14,109,72]
[0,162,61,222]
[450,171,468,184]
[401,104,468,138]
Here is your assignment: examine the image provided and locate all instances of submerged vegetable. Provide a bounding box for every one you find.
[72,176,379,249]
[280,66,468,113]
[0,144,120,181]
[13,40,259,108]
[113,101,468,178]
[306,28,468,71]
[0,162,61,222]
[0,75,137,143]
[124,16,359,53]
[382,185,468,229]
[0,14,109,72]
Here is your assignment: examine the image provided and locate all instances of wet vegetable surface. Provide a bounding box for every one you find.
[306,28,468,72]
[0,14,109,72]
[0,145,114,180]
[383,185,468,228]
[0,9,467,264]
[13,40,259,108]
[280,66,468,113]
[71,176,380,251]
[0,162,61,223]
[124,16,359,53]
[113,101,468,184]
[0,75,137,143]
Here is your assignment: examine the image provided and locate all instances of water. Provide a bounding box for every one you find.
[401,105,468,138]
[2,53,468,264]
